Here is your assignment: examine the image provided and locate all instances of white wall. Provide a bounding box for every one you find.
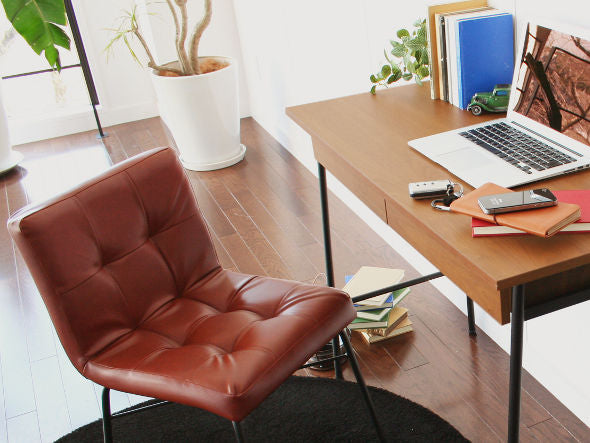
[7,0,248,144]
[232,0,590,426]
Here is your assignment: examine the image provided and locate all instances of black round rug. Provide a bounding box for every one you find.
[57,376,468,442]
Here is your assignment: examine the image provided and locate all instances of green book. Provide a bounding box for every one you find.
[348,311,391,330]
[355,307,391,322]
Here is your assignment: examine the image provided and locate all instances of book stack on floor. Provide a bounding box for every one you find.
[343,267,413,345]
[426,0,514,108]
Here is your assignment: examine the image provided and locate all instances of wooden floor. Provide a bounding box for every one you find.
[1,117,588,442]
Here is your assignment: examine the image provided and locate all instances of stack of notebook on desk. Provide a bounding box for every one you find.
[343,267,413,344]
[450,183,584,237]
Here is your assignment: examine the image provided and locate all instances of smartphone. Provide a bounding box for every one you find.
[478,188,557,214]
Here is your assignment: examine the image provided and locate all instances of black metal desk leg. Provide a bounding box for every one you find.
[508,284,525,442]
[318,163,335,287]
[466,296,477,336]
[318,163,342,379]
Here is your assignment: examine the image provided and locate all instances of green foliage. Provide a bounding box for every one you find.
[1,0,70,70]
[104,6,143,65]
[370,19,429,94]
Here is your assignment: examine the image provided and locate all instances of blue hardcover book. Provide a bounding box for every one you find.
[454,13,514,110]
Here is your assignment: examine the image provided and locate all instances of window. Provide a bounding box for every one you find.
[0,13,90,119]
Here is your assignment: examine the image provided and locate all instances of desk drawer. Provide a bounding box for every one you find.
[384,197,510,324]
[313,139,387,223]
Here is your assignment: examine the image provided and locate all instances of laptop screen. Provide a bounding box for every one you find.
[511,23,590,148]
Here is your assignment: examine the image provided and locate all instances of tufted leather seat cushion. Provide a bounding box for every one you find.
[8,147,355,422]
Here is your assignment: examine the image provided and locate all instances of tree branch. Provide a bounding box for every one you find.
[132,27,158,69]
[173,0,192,75]
[164,0,188,74]
[189,0,212,74]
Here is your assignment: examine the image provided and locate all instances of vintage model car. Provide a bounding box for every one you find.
[467,84,511,115]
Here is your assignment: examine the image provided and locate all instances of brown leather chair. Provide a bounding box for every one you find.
[8,147,383,442]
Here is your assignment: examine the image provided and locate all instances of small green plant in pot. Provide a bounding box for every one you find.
[370,19,429,95]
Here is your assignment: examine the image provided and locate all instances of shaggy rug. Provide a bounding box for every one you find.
[57,376,468,442]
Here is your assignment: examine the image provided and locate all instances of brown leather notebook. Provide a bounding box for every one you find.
[450,183,581,238]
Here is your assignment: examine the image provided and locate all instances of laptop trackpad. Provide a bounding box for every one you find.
[436,147,491,170]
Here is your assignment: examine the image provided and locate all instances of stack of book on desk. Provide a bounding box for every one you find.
[426,0,514,108]
[449,183,582,238]
[343,267,413,345]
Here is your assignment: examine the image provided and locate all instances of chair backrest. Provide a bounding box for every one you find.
[8,147,220,372]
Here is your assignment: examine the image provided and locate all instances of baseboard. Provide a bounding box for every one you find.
[9,102,160,146]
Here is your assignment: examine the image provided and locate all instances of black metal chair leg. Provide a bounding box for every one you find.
[101,387,113,443]
[331,336,343,378]
[339,331,385,442]
[232,420,244,443]
[466,296,477,336]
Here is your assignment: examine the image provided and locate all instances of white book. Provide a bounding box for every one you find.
[342,266,404,307]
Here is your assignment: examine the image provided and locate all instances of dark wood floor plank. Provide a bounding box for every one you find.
[198,173,293,279]
[401,281,552,429]
[527,418,579,442]
[218,232,267,276]
[219,169,319,282]
[229,159,318,248]
[521,377,590,442]
[209,229,238,271]
[187,175,236,239]
[242,122,314,194]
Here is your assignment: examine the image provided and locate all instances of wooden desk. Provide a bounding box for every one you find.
[287,84,590,441]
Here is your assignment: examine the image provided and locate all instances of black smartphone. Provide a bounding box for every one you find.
[478,188,558,214]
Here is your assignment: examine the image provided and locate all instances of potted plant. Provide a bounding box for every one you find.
[369,19,430,94]
[107,0,245,171]
[1,0,69,173]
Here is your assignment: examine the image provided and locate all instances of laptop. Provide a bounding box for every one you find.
[409,19,590,189]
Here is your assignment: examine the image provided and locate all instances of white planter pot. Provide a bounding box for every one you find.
[150,56,246,171]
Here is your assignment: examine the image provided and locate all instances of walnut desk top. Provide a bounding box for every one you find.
[287,84,590,324]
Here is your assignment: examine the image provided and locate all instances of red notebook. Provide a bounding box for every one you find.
[472,190,590,237]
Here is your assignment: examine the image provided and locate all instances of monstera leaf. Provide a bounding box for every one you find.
[1,0,70,70]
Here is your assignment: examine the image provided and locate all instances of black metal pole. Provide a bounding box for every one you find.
[101,387,113,443]
[508,284,525,442]
[466,296,477,336]
[318,163,335,287]
[351,271,444,303]
[63,0,107,138]
[340,331,385,442]
[232,421,244,443]
[318,163,343,379]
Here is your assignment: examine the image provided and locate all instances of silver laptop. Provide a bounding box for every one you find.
[409,19,590,188]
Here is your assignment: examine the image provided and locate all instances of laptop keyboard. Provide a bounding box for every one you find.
[459,122,576,174]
